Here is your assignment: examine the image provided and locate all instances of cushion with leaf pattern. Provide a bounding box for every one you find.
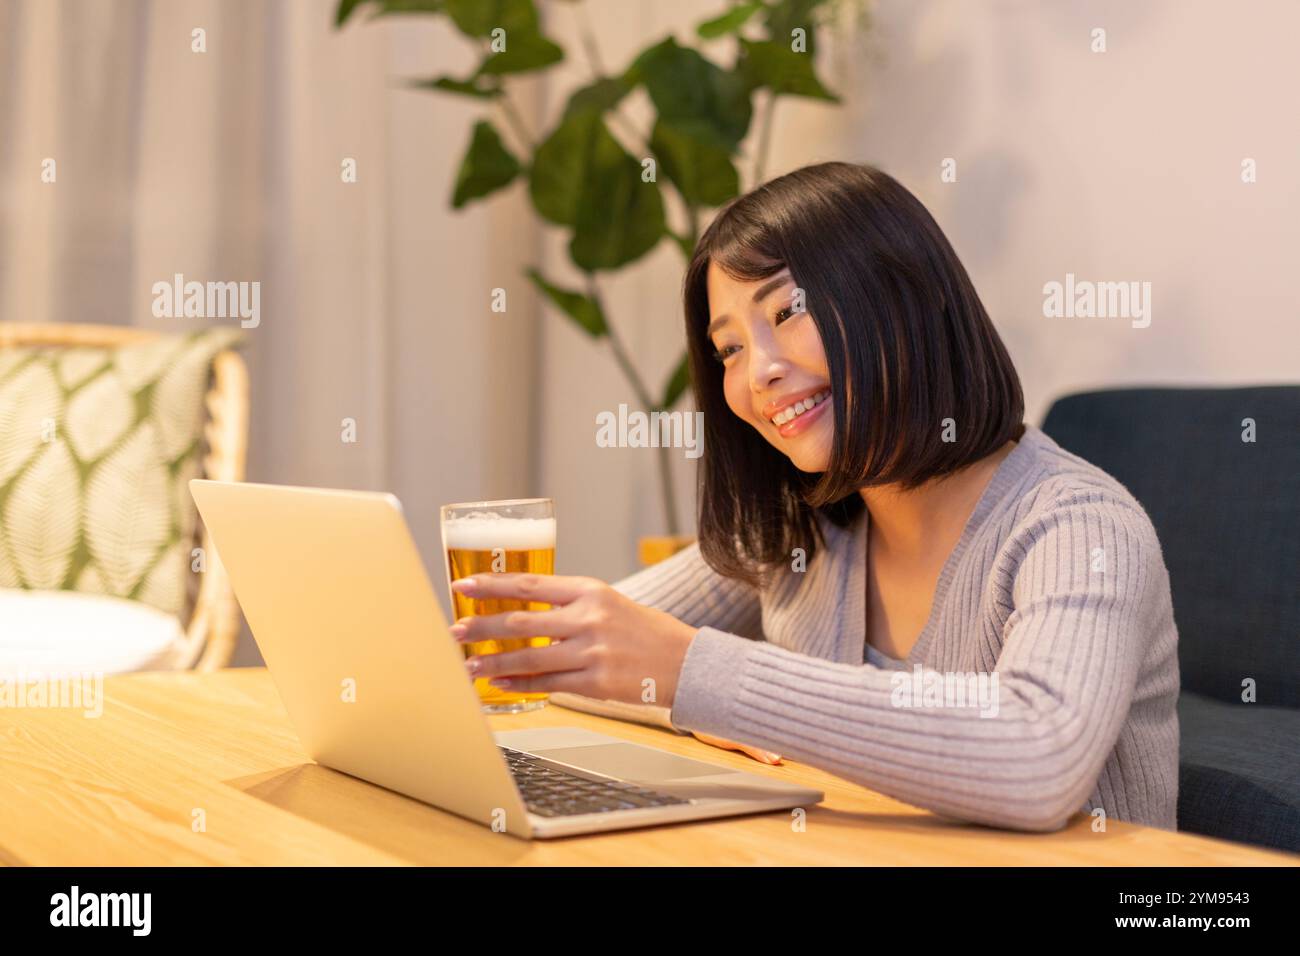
[0,327,242,618]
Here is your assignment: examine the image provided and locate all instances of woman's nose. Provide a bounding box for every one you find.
[748,344,787,393]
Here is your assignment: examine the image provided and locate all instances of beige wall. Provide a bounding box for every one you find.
[2,0,1295,663]
[538,0,1300,579]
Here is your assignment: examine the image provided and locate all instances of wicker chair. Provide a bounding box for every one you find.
[0,322,248,670]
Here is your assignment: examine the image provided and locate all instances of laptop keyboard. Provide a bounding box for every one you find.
[500,746,692,818]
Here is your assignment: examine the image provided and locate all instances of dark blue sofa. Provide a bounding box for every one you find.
[1042,386,1299,853]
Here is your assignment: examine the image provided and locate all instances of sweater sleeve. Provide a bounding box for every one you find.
[547,542,764,733]
[667,501,1161,832]
[609,541,765,639]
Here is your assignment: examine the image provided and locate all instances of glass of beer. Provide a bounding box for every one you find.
[441,498,556,713]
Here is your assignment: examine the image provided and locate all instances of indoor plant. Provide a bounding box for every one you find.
[337,0,861,558]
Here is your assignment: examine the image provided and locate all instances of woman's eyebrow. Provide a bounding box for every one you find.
[751,273,793,304]
[707,274,794,336]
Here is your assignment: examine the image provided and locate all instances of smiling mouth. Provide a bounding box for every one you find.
[768,389,831,426]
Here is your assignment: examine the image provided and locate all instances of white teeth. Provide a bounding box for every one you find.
[772,390,829,426]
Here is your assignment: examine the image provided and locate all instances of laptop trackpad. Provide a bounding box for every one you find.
[530,743,734,782]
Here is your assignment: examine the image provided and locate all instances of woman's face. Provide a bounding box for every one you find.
[706,261,834,472]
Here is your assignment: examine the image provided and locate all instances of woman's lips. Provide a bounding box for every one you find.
[776,393,830,438]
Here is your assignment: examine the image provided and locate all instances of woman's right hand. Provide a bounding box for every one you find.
[692,730,782,764]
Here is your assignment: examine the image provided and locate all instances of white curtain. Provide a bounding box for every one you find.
[0,0,545,662]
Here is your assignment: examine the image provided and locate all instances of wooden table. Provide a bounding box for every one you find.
[0,668,1294,866]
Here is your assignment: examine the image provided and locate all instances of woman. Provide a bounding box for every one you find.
[449,162,1180,833]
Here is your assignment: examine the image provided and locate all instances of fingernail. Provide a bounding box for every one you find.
[465,658,480,675]
[449,623,467,639]
[451,577,477,592]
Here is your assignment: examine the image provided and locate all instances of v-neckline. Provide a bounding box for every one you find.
[854,426,1035,667]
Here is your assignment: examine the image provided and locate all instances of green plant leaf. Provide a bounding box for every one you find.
[649,119,739,207]
[530,109,666,270]
[336,0,366,24]
[571,146,666,271]
[763,0,826,55]
[444,0,538,37]
[571,181,665,271]
[335,0,444,28]
[411,75,502,98]
[697,1,763,39]
[443,0,561,75]
[737,38,839,101]
[452,120,521,208]
[526,269,607,338]
[563,76,634,117]
[477,31,564,75]
[529,109,599,226]
[627,37,752,152]
[660,353,691,409]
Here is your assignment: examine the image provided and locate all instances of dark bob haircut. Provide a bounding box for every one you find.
[684,161,1025,588]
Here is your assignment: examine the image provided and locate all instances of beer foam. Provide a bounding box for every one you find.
[442,514,556,551]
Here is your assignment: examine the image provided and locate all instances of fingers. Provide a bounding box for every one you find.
[738,746,784,765]
[450,606,573,643]
[480,671,591,696]
[465,634,589,682]
[451,573,596,606]
[692,731,783,765]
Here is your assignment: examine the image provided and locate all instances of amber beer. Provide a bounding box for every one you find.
[440,498,556,713]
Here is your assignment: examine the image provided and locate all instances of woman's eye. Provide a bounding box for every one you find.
[774,305,796,324]
[712,344,740,363]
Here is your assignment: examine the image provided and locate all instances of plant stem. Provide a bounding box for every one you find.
[480,38,537,153]
[569,3,653,159]
[752,89,777,187]
[590,282,654,410]
[656,443,681,538]
[495,87,537,153]
[607,110,653,158]
[574,0,607,76]
[568,11,686,539]
[586,275,681,536]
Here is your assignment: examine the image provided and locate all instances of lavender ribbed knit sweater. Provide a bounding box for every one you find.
[599,424,1180,832]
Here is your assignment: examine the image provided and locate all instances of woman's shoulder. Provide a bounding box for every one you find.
[1000,425,1166,561]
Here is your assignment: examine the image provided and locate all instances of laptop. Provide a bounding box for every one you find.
[189,479,824,839]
